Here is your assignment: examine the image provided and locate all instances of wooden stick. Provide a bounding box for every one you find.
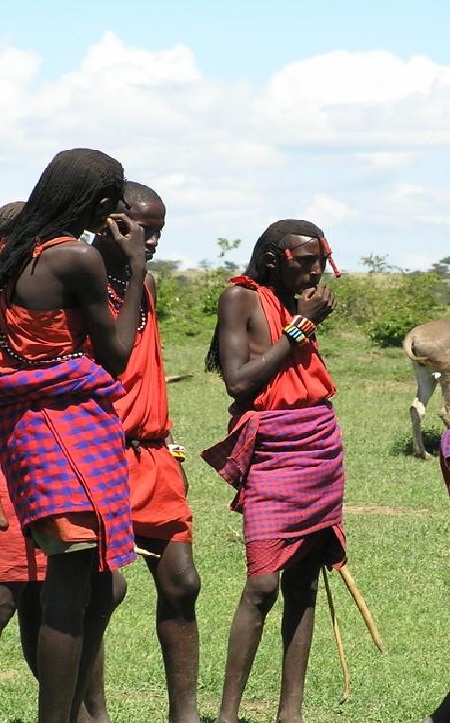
[165,374,194,384]
[134,544,161,559]
[338,564,383,652]
[322,566,350,704]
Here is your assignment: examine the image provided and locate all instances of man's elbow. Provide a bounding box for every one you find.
[97,351,128,378]
[225,378,251,400]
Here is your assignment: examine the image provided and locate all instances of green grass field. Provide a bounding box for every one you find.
[2,329,449,723]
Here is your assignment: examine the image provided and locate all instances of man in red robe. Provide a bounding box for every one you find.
[203,219,345,723]
[93,181,201,723]
[0,149,147,723]
[0,199,121,723]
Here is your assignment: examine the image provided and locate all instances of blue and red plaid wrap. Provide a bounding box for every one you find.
[0,357,136,571]
[440,428,450,496]
[202,404,344,544]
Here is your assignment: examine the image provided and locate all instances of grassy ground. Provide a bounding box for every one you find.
[1,329,449,723]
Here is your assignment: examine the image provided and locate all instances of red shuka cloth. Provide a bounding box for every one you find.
[111,285,192,543]
[0,474,46,582]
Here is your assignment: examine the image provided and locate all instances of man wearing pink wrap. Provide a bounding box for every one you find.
[203,219,345,723]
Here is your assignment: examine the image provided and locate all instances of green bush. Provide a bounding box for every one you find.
[365,272,445,347]
[154,263,448,348]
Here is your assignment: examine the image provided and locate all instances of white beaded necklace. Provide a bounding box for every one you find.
[0,332,84,365]
[107,274,147,332]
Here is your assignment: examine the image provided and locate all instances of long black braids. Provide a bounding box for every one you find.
[0,148,124,289]
[205,219,324,374]
[0,201,26,237]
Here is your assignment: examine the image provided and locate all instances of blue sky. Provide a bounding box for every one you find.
[1,0,450,271]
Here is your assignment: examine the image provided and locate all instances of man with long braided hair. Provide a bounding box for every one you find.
[0,196,119,723]
[203,220,345,723]
[0,149,147,723]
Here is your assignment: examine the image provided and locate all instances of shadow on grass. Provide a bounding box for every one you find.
[202,719,255,723]
[390,428,442,457]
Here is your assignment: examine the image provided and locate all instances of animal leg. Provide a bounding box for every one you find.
[410,361,437,459]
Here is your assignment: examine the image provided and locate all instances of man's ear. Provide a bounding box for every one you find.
[264,250,278,272]
[89,197,117,232]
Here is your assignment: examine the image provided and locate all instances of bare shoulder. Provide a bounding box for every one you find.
[218,284,258,316]
[45,241,105,278]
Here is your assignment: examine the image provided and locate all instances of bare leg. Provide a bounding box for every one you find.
[144,539,201,723]
[420,691,450,722]
[216,572,280,723]
[275,540,326,723]
[0,581,24,636]
[78,642,110,723]
[15,571,121,723]
[70,570,127,723]
[38,549,96,723]
[16,580,42,677]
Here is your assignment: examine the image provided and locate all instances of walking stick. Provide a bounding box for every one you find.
[134,544,161,559]
[338,564,383,652]
[322,566,350,703]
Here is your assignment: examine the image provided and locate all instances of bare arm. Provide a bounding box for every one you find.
[218,286,292,402]
[64,217,146,377]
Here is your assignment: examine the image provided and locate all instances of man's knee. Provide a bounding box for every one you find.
[244,573,280,612]
[0,585,17,633]
[160,565,201,606]
[281,561,321,606]
[111,571,127,611]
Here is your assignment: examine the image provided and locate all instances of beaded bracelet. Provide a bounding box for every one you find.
[167,443,187,462]
[283,315,316,345]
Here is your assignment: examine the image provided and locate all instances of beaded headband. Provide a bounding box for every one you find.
[284,237,341,278]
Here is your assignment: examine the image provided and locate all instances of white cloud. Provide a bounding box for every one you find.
[303,195,358,226]
[3,36,450,269]
[357,151,419,170]
[255,50,450,148]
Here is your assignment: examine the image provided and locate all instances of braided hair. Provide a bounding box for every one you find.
[205,219,324,373]
[0,148,124,289]
[245,219,324,283]
[0,201,26,237]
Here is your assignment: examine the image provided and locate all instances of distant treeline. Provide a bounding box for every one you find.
[151,249,450,347]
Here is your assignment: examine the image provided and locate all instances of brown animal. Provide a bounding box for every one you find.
[403,319,450,459]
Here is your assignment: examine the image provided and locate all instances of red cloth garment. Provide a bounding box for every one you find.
[110,285,192,543]
[246,527,346,577]
[202,405,344,542]
[129,443,192,543]
[0,473,46,582]
[0,237,87,372]
[114,287,171,439]
[0,238,136,571]
[229,276,335,413]
[202,276,346,575]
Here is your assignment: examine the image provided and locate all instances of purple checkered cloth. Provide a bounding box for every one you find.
[440,429,450,496]
[0,357,136,571]
[202,404,344,543]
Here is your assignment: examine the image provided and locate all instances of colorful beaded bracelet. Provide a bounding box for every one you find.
[283,315,316,345]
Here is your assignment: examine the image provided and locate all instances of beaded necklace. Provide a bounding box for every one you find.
[107,274,147,332]
[0,332,84,366]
